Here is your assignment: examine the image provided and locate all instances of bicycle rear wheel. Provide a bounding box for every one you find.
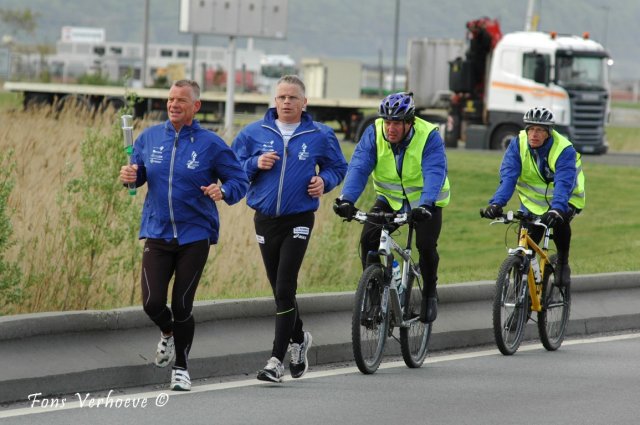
[352,264,389,374]
[538,255,571,351]
[400,266,431,368]
[493,255,530,355]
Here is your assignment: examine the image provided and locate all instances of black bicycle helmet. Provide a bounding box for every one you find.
[379,92,415,121]
[523,106,555,131]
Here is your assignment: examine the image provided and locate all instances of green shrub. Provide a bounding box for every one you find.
[0,150,23,313]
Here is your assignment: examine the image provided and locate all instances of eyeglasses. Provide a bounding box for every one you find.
[275,95,301,102]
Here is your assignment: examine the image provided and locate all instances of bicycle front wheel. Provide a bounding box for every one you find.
[493,255,530,355]
[352,264,389,374]
[538,255,571,351]
[400,267,431,368]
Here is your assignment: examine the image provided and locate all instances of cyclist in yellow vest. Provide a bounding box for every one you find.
[334,92,451,323]
[483,106,586,287]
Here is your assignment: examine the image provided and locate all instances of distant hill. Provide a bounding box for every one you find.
[1,0,638,80]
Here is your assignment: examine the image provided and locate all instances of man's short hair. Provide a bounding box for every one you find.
[173,79,201,100]
[277,75,306,96]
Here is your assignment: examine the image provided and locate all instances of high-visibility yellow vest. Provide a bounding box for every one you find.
[516,129,586,215]
[371,118,450,210]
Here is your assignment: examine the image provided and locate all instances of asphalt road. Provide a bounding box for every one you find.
[579,151,640,167]
[3,331,639,425]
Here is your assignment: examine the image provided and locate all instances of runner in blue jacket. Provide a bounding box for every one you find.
[232,75,347,383]
[120,80,248,392]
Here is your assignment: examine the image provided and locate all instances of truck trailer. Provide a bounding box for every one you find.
[2,80,379,140]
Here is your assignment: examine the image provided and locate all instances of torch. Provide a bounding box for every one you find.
[121,114,137,196]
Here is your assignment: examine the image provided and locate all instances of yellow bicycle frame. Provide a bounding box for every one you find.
[516,227,551,313]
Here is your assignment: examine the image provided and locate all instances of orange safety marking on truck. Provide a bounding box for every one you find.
[491,81,568,99]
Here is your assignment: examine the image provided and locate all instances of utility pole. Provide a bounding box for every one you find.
[525,0,535,31]
[391,0,400,92]
[224,36,236,137]
[191,33,198,82]
[141,0,149,86]
[378,47,384,96]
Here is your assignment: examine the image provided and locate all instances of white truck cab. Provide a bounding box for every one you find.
[484,31,610,153]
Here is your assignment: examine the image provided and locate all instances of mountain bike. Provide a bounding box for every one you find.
[480,209,571,355]
[346,209,431,374]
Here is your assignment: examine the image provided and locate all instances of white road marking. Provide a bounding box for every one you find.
[2,332,638,419]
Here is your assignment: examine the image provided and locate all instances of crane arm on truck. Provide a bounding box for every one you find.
[445,17,502,148]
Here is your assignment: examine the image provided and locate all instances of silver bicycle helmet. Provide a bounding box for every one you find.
[523,106,555,131]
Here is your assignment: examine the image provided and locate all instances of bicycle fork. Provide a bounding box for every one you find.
[378,228,412,328]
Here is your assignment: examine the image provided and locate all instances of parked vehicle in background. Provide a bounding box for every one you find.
[3,19,611,153]
[257,54,297,95]
[445,17,611,154]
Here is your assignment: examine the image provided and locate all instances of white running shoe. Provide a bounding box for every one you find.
[170,368,191,391]
[289,331,312,378]
[256,357,284,383]
[154,334,175,368]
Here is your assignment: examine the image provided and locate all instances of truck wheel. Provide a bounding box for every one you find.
[490,125,520,150]
[354,115,378,143]
[102,96,126,112]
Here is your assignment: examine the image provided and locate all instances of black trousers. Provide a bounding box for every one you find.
[526,207,578,265]
[254,211,315,362]
[141,238,210,369]
[359,199,442,298]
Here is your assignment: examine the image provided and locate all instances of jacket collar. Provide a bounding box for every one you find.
[164,119,202,133]
[264,108,315,131]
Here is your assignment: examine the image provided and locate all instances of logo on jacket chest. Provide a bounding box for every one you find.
[150,146,165,164]
[261,140,275,153]
[298,143,309,161]
[186,151,200,169]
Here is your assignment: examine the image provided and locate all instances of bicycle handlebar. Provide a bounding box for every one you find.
[351,209,410,226]
[479,209,547,228]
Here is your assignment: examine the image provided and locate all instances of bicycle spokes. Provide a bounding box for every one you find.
[352,265,389,374]
[493,256,529,355]
[538,254,571,351]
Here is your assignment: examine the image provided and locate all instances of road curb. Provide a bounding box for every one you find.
[1,272,638,341]
[0,271,638,405]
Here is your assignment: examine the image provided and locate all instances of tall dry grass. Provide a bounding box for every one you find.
[1,104,146,313]
[3,102,637,315]
[0,104,357,314]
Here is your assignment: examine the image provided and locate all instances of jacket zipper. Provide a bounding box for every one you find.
[529,148,553,208]
[168,131,179,238]
[273,128,316,216]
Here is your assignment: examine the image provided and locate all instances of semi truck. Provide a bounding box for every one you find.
[347,18,611,155]
[443,17,611,154]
